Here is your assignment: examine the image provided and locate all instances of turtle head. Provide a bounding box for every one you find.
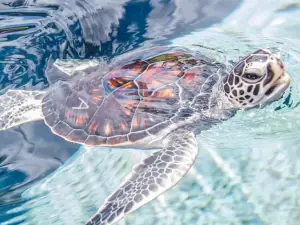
[221,49,291,109]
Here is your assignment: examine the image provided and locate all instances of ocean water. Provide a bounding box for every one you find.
[1,0,300,225]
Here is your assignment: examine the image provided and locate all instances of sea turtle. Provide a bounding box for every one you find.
[0,46,291,225]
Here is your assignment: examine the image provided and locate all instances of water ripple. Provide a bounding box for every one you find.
[5,0,300,225]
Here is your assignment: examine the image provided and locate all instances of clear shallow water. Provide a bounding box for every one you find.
[1,0,300,225]
[0,0,239,222]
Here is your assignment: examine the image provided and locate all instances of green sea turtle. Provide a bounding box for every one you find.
[0,46,291,225]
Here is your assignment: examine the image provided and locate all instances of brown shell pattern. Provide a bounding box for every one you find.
[42,51,205,146]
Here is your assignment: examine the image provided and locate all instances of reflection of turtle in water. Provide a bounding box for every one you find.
[0,47,291,225]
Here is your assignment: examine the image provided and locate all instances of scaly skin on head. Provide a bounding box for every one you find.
[216,49,291,112]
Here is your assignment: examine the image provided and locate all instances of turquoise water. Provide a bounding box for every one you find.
[1,0,300,225]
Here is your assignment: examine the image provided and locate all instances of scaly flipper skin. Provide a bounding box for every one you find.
[86,129,198,225]
[0,90,45,130]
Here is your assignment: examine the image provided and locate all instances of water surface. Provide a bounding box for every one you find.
[1,0,300,225]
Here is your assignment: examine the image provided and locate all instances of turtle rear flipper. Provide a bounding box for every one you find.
[0,90,45,130]
[54,59,104,76]
[46,58,107,84]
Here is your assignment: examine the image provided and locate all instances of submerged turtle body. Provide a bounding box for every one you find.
[0,46,291,225]
[42,47,220,147]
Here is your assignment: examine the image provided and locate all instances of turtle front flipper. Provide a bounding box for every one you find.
[86,130,199,225]
[0,90,45,130]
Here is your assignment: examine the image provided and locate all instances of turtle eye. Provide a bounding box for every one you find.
[242,73,262,82]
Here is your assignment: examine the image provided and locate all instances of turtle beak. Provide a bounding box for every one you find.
[273,72,291,94]
[262,72,291,105]
[258,53,291,107]
[273,72,291,93]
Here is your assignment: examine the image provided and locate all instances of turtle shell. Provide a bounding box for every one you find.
[41,47,220,146]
